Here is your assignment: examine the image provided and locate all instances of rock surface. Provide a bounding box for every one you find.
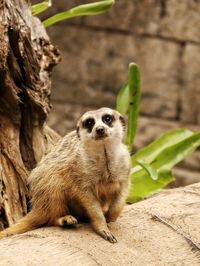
[1,183,200,266]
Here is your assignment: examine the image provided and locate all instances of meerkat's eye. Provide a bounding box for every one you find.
[83,118,95,130]
[102,114,114,125]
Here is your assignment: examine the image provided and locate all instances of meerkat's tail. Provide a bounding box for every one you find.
[0,211,45,239]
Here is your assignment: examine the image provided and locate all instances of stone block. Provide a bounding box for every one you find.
[82,0,200,43]
[180,44,200,123]
[171,167,200,188]
[48,25,180,119]
[47,102,90,135]
[83,0,159,33]
[154,0,200,43]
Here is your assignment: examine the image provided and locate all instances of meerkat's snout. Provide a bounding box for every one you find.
[93,114,114,140]
[95,126,107,139]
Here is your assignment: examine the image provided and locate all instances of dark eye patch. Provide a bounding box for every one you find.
[102,114,114,127]
[82,118,95,132]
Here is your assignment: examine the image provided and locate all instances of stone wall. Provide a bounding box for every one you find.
[42,0,200,185]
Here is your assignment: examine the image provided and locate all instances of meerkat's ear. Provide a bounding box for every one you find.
[76,126,80,138]
[114,110,126,131]
[76,121,81,139]
[119,115,126,129]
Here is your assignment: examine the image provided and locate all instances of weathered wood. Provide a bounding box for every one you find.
[0,0,60,227]
[1,183,200,265]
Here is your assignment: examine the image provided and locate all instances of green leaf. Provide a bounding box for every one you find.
[128,131,200,203]
[152,132,200,171]
[127,169,175,203]
[136,161,158,180]
[132,128,193,164]
[126,63,141,151]
[116,63,141,151]
[116,82,129,115]
[31,0,51,16]
[43,0,115,27]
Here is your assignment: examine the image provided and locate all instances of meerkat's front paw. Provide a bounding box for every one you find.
[56,215,78,227]
[99,230,117,243]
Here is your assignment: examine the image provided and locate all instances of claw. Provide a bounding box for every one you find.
[100,230,117,243]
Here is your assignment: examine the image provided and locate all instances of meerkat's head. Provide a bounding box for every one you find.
[76,107,125,143]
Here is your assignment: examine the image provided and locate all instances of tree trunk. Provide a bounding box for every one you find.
[0,0,60,229]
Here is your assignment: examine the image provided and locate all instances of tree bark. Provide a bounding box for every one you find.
[0,0,60,228]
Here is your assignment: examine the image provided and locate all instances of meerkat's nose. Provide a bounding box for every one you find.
[96,126,105,136]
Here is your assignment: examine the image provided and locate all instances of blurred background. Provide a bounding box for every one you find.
[36,0,200,186]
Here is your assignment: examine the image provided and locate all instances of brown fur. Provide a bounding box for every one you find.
[0,108,131,243]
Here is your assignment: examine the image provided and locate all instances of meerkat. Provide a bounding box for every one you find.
[0,107,131,243]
